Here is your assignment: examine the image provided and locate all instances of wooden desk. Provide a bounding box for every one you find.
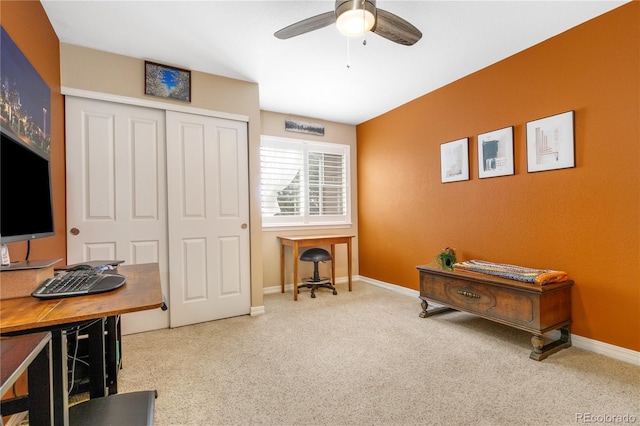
[278,235,354,301]
[417,263,572,360]
[0,263,163,425]
[1,332,53,425]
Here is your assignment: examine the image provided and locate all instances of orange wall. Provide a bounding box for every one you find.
[357,3,639,351]
[1,1,66,265]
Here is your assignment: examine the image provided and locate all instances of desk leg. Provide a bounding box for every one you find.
[87,319,107,399]
[51,329,69,426]
[293,243,299,301]
[27,339,53,425]
[347,239,352,292]
[330,244,336,287]
[280,244,286,294]
[106,316,118,395]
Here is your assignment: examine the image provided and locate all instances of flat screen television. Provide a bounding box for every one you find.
[0,130,55,244]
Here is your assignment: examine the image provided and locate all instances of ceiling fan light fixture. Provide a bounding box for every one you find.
[336,0,376,37]
[275,0,420,46]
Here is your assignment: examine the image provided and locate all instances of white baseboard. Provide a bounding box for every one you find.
[263,284,287,294]
[265,275,639,366]
[570,334,639,366]
[263,276,353,295]
[357,275,421,298]
[250,305,265,316]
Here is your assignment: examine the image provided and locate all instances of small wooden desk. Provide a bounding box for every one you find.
[0,263,163,425]
[278,235,354,301]
[1,332,53,425]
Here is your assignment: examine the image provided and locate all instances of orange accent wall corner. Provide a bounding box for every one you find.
[357,2,639,351]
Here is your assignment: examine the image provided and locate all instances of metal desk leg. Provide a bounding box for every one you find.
[51,329,69,426]
[87,319,107,399]
[106,316,119,395]
[27,339,53,425]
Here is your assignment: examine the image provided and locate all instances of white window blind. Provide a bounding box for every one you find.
[260,135,350,227]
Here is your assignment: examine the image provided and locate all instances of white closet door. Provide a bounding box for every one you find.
[166,111,250,328]
[65,96,169,334]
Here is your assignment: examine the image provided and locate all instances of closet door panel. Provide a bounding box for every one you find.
[131,118,161,219]
[166,111,250,327]
[85,112,115,219]
[67,97,250,331]
[66,96,169,335]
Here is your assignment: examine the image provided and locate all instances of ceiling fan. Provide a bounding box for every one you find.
[274,0,422,46]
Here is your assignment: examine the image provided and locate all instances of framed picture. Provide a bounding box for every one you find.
[285,118,324,136]
[526,111,575,172]
[1,27,51,158]
[145,61,191,102]
[477,126,514,179]
[440,138,469,183]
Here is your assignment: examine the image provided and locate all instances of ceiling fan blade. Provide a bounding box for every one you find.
[274,11,336,39]
[373,8,422,46]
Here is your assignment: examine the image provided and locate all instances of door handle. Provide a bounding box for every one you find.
[70,227,80,235]
[241,223,247,229]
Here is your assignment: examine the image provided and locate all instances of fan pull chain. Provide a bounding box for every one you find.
[346,37,351,68]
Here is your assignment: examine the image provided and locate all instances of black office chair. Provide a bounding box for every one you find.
[299,248,337,298]
[69,390,157,425]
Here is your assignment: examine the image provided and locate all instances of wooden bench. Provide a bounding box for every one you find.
[417,263,572,360]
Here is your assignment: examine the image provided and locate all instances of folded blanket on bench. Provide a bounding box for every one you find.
[452,259,568,285]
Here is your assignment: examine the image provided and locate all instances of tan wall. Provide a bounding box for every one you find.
[1,1,66,266]
[356,3,639,351]
[60,44,265,308]
[260,111,358,290]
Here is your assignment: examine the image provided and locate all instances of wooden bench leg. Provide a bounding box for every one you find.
[530,325,572,361]
[419,298,454,318]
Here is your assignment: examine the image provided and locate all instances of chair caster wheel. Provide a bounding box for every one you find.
[333,290,337,295]
[311,293,316,298]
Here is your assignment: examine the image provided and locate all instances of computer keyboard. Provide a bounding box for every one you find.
[32,269,127,299]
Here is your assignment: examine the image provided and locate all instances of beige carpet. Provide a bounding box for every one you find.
[118,281,639,425]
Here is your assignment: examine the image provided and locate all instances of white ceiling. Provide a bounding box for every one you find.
[41,1,628,125]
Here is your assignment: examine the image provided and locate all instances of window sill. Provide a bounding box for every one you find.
[262,223,353,232]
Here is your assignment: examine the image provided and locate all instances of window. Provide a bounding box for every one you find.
[260,135,350,227]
